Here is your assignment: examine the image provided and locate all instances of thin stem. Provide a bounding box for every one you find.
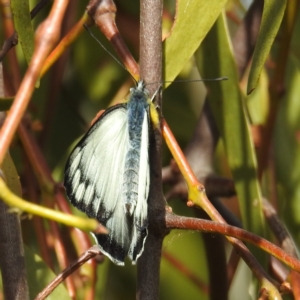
[34,246,102,300]
[0,178,103,233]
[137,1,165,299]
[166,213,300,276]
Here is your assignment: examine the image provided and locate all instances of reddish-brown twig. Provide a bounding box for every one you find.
[166,212,300,278]
[87,0,139,79]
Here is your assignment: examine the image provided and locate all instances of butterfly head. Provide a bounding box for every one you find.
[130,80,149,97]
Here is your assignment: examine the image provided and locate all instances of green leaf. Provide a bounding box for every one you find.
[195,13,266,239]
[24,246,71,299]
[163,0,227,85]
[247,0,287,94]
[10,0,34,64]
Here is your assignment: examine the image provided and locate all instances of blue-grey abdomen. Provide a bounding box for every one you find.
[122,87,149,215]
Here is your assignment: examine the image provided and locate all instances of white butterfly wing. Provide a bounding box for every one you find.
[129,109,150,263]
[65,105,134,265]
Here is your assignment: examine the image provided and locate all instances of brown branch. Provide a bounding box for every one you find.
[86,0,139,79]
[165,212,298,287]
[136,0,166,299]
[34,246,102,300]
[0,32,18,62]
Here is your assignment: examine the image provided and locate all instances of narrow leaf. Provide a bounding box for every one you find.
[11,0,35,64]
[247,0,287,94]
[163,0,227,85]
[195,13,266,240]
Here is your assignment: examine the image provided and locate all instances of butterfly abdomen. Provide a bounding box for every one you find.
[122,88,149,215]
[123,148,140,214]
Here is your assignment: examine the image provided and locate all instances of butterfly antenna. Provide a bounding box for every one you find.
[163,77,228,84]
[83,24,133,80]
[146,77,228,90]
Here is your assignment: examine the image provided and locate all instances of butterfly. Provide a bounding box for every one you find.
[64,80,156,265]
